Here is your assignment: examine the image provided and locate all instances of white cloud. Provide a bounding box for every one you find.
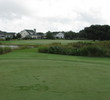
[0,0,110,32]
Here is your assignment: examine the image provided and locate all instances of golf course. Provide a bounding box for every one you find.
[0,40,91,45]
[0,40,110,100]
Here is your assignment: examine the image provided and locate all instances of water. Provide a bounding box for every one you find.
[0,45,19,49]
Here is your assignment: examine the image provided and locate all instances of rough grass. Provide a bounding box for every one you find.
[0,48,110,100]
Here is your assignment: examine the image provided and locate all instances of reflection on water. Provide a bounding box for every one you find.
[0,45,19,49]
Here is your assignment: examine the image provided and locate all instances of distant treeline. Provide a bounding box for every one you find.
[46,25,110,41]
[78,25,110,41]
[1,24,110,41]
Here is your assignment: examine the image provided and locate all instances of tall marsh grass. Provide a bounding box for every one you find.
[38,41,110,57]
[0,47,12,54]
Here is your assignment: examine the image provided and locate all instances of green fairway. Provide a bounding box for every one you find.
[0,48,110,100]
[0,40,91,45]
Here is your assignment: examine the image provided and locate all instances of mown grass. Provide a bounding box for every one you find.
[0,48,110,100]
[0,40,91,45]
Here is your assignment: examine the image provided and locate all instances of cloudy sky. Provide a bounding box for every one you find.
[0,0,110,32]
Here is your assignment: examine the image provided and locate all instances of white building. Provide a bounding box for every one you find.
[0,32,15,40]
[55,33,64,39]
[18,29,45,39]
[19,29,37,39]
[0,34,5,40]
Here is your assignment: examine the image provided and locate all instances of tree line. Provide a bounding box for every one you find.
[1,24,110,40]
[79,25,110,41]
[46,25,110,41]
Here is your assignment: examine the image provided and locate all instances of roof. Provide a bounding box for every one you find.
[6,33,16,35]
[0,31,6,36]
[37,33,44,36]
[0,33,6,36]
[0,31,16,37]
[25,30,36,35]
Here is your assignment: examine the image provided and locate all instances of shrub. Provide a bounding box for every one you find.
[38,46,49,53]
[0,48,4,54]
[38,45,79,56]
[68,42,93,48]
[4,47,12,53]
[48,46,63,54]
[95,41,110,49]
[38,42,109,57]
[0,47,12,54]
[79,46,106,57]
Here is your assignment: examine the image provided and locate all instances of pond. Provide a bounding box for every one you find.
[0,45,19,49]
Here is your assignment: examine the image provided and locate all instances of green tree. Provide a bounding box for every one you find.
[64,31,77,40]
[79,25,110,41]
[46,31,54,39]
[16,33,22,39]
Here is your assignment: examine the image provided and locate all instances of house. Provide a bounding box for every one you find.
[54,32,64,39]
[6,33,16,39]
[36,32,44,39]
[0,32,15,40]
[19,29,44,39]
[0,32,6,40]
[19,29,37,39]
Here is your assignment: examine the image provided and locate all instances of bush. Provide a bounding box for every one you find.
[39,45,79,55]
[38,46,49,53]
[0,47,12,54]
[48,46,62,54]
[79,46,106,57]
[4,47,12,53]
[95,41,110,49]
[0,48,4,54]
[68,42,93,48]
[38,42,109,57]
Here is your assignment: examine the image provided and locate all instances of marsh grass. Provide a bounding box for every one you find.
[38,42,110,57]
[0,47,12,54]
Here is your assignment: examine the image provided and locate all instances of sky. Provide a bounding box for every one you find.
[0,0,110,33]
